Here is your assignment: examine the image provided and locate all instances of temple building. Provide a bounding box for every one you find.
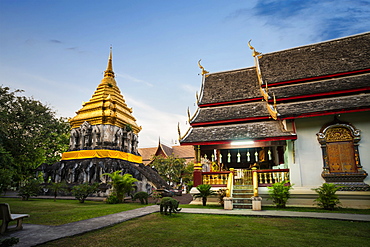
[139,140,195,166]
[180,32,370,208]
[38,49,168,192]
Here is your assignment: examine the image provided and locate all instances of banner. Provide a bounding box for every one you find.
[61,149,142,164]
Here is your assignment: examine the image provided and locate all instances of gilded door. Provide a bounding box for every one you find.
[326,141,357,173]
[325,127,357,173]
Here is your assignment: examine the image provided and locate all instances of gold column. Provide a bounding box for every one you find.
[252,167,259,197]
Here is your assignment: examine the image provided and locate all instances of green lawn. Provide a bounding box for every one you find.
[40,213,370,247]
[2,197,369,226]
[0,198,149,225]
[2,197,370,246]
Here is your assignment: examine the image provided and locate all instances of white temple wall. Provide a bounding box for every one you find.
[344,112,370,185]
[291,112,370,188]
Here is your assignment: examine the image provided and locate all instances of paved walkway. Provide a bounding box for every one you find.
[1,206,370,247]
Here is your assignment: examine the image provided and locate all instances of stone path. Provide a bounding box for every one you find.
[1,205,159,247]
[1,205,370,247]
[180,208,370,221]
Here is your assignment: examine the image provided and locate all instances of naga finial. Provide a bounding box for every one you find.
[198,59,209,76]
[177,122,181,140]
[187,107,191,122]
[248,40,262,58]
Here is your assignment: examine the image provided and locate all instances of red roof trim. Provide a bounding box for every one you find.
[270,87,370,103]
[281,108,370,120]
[180,135,297,146]
[191,116,270,127]
[263,68,370,88]
[199,97,262,108]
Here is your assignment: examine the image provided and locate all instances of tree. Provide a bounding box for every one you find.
[193,184,217,206]
[151,155,191,188]
[0,86,69,184]
[71,183,99,203]
[102,171,138,203]
[18,178,41,200]
[0,145,15,193]
[47,182,68,201]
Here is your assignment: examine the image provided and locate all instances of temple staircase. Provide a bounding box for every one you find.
[232,185,253,209]
[232,169,253,209]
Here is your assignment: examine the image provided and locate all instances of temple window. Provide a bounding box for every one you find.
[317,117,369,190]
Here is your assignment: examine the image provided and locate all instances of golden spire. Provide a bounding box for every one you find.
[104,46,115,78]
[68,48,141,133]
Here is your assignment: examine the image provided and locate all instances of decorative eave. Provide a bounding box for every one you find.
[180,121,296,145]
[248,40,279,120]
[180,135,297,146]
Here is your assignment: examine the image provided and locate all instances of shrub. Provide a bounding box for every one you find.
[193,184,217,206]
[267,181,293,208]
[106,195,120,204]
[151,190,162,204]
[47,182,67,201]
[71,183,99,203]
[102,171,138,203]
[0,237,19,247]
[217,189,227,206]
[132,191,149,204]
[313,183,342,210]
[185,181,193,194]
[18,178,41,200]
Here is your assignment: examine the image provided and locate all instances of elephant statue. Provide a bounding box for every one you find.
[159,197,181,215]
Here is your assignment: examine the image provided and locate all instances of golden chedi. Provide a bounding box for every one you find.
[62,48,142,163]
[37,49,169,191]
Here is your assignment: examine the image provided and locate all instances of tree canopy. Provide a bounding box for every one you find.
[150,155,193,188]
[0,86,70,185]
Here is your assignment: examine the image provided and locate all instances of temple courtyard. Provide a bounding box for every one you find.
[1,197,369,247]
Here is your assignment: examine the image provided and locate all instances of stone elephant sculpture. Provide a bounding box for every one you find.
[159,197,181,215]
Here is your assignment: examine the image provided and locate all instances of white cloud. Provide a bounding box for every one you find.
[116,73,154,87]
[125,95,188,148]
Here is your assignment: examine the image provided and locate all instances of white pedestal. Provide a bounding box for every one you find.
[223,197,233,210]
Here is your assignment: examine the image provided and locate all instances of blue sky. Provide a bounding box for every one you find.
[1,0,369,148]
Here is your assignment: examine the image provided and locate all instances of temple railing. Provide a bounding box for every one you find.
[254,169,290,187]
[202,172,231,186]
[198,169,290,188]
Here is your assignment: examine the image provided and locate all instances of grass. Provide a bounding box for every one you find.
[40,213,370,247]
[0,197,149,225]
[2,196,369,226]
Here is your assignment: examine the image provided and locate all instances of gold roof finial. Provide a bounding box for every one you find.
[104,46,115,78]
[198,59,209,76]
[248,40,262,58]
[187,107,191,122]
[177,122,181,140]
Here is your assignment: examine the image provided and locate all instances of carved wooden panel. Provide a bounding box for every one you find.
[326,127,353,142]
[327,141,357,173]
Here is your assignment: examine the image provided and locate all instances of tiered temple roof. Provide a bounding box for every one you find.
[139,141,194,165]
[180,32,370,145]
